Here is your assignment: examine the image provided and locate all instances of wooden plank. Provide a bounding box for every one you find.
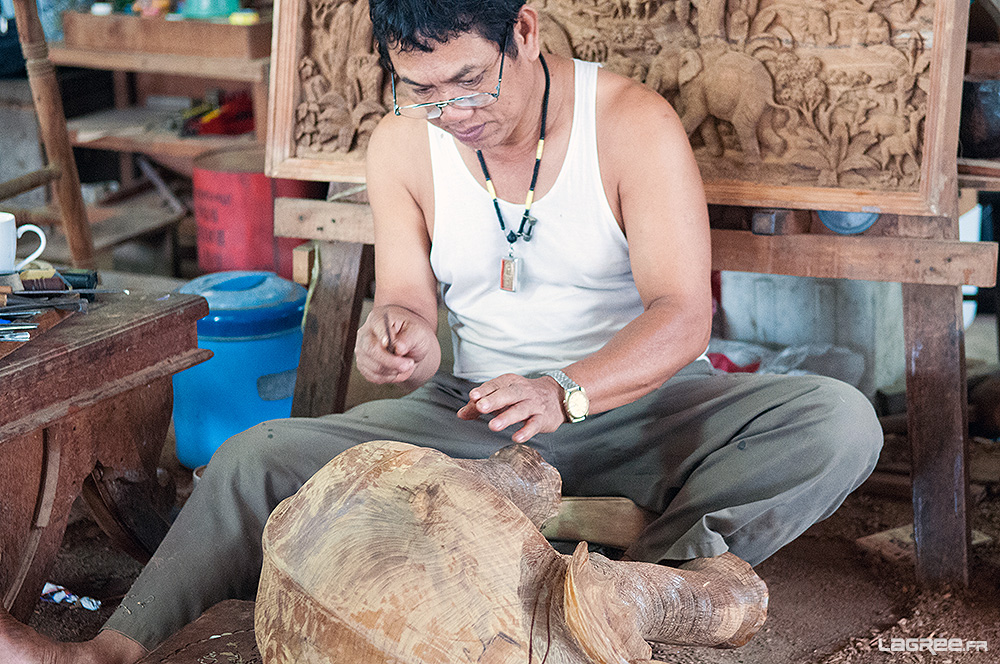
[958,157,1000,179]
[268,154,367,183]
[902,283,970,586]
[705,182,930,216]
[274,197,375,244]
[275,199,997,286]
[0,430,43,617]
[61,11,272,60]
[48,45,270,82]
[0,165,59,203]
[958,173,1000,191]
[712,229,997,287]
[251,78,269,144]
[967,42,1000,76]
[264,0,305,178]
[266,162,942,215]
[291,242,315,286]
[291,242,374,418]
[264,162,945,215]
[38,206,186,265]
[919,0,972,221]
[540,497,657,550]
[0,348,210,444]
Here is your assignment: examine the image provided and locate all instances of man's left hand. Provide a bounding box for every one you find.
[457,373,566,443]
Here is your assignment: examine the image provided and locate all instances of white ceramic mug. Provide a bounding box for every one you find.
[0,212,47,273]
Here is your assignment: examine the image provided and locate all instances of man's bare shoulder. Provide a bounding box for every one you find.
[594,67,687,154]
[366,112,431,181]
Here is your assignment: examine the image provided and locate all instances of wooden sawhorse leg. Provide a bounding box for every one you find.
[292,241,375,418]
[903,283,971,586]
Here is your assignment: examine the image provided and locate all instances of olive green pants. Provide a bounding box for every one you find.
[104,362,881,651]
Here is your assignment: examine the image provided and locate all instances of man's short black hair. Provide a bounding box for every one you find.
[369,0,524,69]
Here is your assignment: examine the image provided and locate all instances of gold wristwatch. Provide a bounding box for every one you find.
[542,369,589,423]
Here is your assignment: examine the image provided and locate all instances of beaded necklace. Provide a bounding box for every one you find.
[475,53,550,292]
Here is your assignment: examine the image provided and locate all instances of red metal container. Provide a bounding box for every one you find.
[192,147,325,279]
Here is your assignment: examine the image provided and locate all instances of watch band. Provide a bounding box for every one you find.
[542,369,578,392]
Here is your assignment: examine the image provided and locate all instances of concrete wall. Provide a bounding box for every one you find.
[0,79,46,209]
[720,272,905,398]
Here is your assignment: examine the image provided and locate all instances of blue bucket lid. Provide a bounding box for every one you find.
[178,271,307,338]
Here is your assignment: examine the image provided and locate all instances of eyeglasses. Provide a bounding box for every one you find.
[391,33,508,120]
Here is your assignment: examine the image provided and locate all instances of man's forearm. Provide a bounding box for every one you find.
[563,298,711,414]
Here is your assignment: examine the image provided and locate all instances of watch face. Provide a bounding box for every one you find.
[566,389,589,419]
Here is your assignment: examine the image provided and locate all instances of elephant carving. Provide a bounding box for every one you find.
[645,47,682,96]
[677,48,787,162]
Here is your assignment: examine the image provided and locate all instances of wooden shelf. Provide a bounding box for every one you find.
[15,190,187,265]
[48,44,269,82]
[48,43,270,144]
[66,107,256,176]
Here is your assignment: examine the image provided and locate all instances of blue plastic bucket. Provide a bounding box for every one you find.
[172,271,307,469]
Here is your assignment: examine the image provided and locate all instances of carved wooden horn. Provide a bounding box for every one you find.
[465,446,768,651]
[569,545,768,651]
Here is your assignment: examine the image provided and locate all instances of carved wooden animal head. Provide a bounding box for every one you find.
[255,441,767,664]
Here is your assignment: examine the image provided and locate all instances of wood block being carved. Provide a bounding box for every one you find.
[268,0,968,215]
[255,441,768,663]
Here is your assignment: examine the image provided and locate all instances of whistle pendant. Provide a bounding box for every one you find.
[500,256,521,292]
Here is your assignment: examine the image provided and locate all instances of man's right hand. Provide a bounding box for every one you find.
[355,305,439,386]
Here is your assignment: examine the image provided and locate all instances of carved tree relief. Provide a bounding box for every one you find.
[293,0,936,192]
[296,0,386,158]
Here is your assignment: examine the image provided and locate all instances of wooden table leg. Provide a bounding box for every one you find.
[902,283,970,586]
[0,378,176,620]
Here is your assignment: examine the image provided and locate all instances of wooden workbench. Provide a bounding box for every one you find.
[0,291,209,621]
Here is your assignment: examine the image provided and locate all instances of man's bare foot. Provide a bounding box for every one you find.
[0,606,147,664]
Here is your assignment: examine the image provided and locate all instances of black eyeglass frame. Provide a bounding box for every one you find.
[390,30,509,119]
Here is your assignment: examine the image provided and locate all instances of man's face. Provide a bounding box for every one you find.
[389,33,518,149]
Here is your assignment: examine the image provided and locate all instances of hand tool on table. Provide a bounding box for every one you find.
[0,297,88,314]
[11,289,130,296]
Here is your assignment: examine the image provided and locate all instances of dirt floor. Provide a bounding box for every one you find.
[24,317,1000,664]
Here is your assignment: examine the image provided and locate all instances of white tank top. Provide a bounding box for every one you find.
[428,59,645,382]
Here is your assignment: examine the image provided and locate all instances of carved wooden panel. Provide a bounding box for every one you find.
[266,0,969,216]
